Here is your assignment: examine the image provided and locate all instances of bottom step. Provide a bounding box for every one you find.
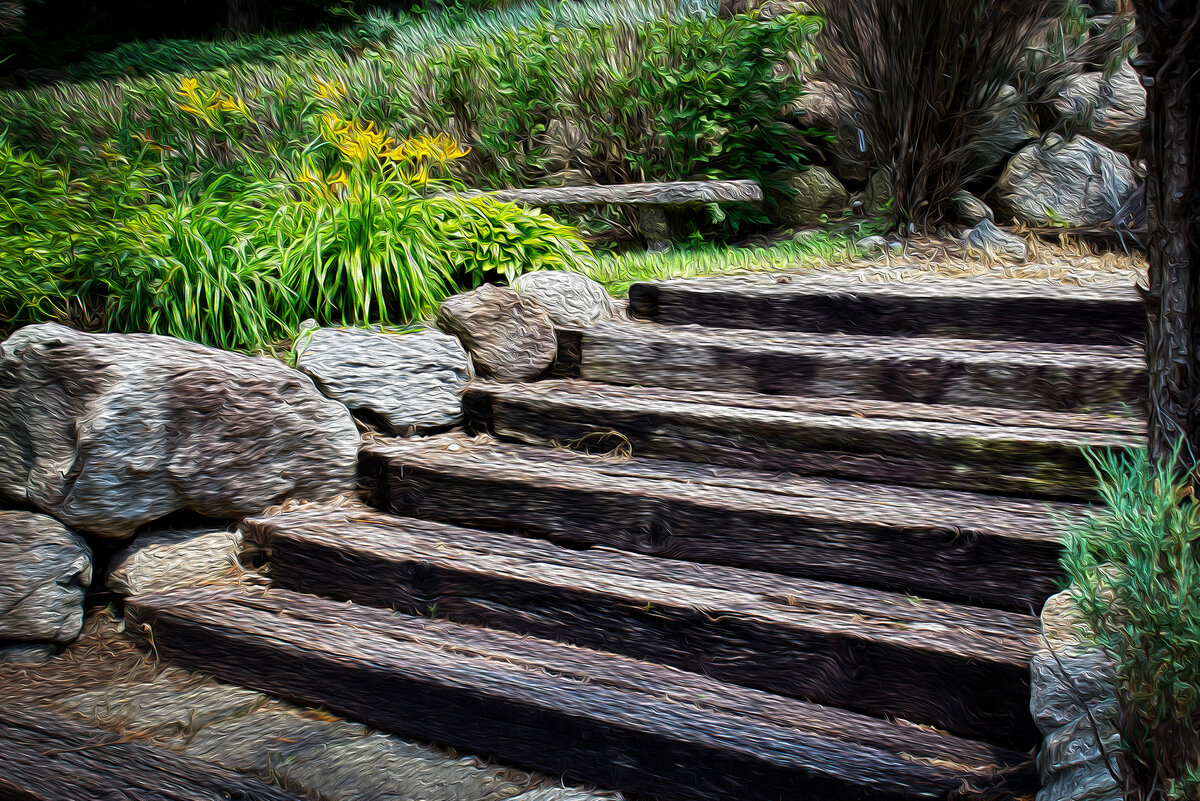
[127,587,1035,801]
[0,703,302,801]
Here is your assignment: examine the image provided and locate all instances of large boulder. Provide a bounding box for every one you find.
[0,510,91,643]
[295,326,471,435]
[775,166,849,226]
[0,324,360,538]
[993,135,1137,227]
[1054,60,1145,155]
[106,526,244,597]
[510,271,616,328]
[436,285,557,382]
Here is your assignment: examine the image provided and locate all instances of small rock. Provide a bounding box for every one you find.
[863,170,893,214]
[964,220,1028,262]
[994,135,1138,227]
[510,271,616,328]
[0,324,360,538]
[951,191,994,225]
[295,326,471,435]
[0,510,91,643]
[106,526,244,596]
[856,235,890,255]
[1054,60,1145,155]
[437,285,557,382]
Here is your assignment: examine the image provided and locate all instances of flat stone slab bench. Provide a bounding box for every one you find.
[459,180,763,249]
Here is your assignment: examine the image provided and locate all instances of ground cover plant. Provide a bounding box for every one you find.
[1063,447,1200,801]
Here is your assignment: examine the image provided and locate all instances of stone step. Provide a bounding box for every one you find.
[126,587,1037,801]
[246,505,1039,747]
[0,703,302,801]
[359,434,1079,610]
[463,379,1142,500]
[552,320,1146,413]
[627,273,1145,344]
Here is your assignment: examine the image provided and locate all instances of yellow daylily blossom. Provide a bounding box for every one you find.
[313,75,347,102]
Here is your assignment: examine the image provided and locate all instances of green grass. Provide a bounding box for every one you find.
[586,233,864,295]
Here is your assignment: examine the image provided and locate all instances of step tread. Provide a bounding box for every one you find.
[361,435,1075,609]
[248,505,1039,745]
[0,703,302,801]
[487,378,1144,438]
[127,586,1035,801]
[635,273,1142,302]
[564,319,1147,362]
[628,273,1145,344]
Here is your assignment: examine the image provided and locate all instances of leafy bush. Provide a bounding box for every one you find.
[1062,447,1200,801]
[809,0,1064,230]
[0,2,815,238]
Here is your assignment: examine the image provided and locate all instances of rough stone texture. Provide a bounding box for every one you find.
[510,271,616,328]
[436,285,557,382]
[463,180,762,207]
[0,643,58,665]
[1032,590,1123,801]
[863,169,893,214]
[994,135,1138,227]
[294,326,470,435]
[952,191,994,225]
[963,220,1028,263]
[970,84,1040,175]
[0,510,90,643]
[1054,60,1145,155]
[856,235,904,257]
[777,166,849,225]
[788,81,870,185]
[106,527,245,597]
[0,323,360,538]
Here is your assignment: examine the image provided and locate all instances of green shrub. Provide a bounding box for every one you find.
[1063,447,1200,801]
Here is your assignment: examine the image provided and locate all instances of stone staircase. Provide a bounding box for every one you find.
[126,273,1146,801]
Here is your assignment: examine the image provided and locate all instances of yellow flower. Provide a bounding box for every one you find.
[313,75,346,102]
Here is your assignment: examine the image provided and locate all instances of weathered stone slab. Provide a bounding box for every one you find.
[462,180,762,207]
[0,324,359,537]
[294,326,471,435]
[994,135,1137,227]
[0,510,90,643]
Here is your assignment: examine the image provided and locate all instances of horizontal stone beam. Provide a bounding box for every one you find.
[456,180,763,207]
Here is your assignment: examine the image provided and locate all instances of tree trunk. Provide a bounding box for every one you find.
[227,0,262,34]
[1133,1,1200,470]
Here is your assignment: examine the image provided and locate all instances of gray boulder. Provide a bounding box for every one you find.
[0,324,359,538]
[964,220,1028,262]
[106,526,244,597]
[295,326,471,435]
[994,135,1137,227]
[0,510,90,643]
[1054,60,1145,155]
[437,285,557,382]
[777,166,849,226]
[510,271,616,328]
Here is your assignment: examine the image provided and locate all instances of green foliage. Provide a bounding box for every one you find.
[1062,447,1200,801]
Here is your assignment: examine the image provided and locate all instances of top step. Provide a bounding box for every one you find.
[628,273,1145,344]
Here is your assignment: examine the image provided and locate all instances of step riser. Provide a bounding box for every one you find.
[465,389,1116,500]
[629,283,1145,344]
[554,329,1147,413]
[258,520,1037,747]
[129,590,1031,801]
[360,449,1064,611]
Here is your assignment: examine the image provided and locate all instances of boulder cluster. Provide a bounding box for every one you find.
[0,270,615,660]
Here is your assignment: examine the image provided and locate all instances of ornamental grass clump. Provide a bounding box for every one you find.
[1062,447,1200,801]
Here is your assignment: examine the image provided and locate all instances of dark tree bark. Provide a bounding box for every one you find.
[227,0,262,34]
[1134,1,1200,469]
